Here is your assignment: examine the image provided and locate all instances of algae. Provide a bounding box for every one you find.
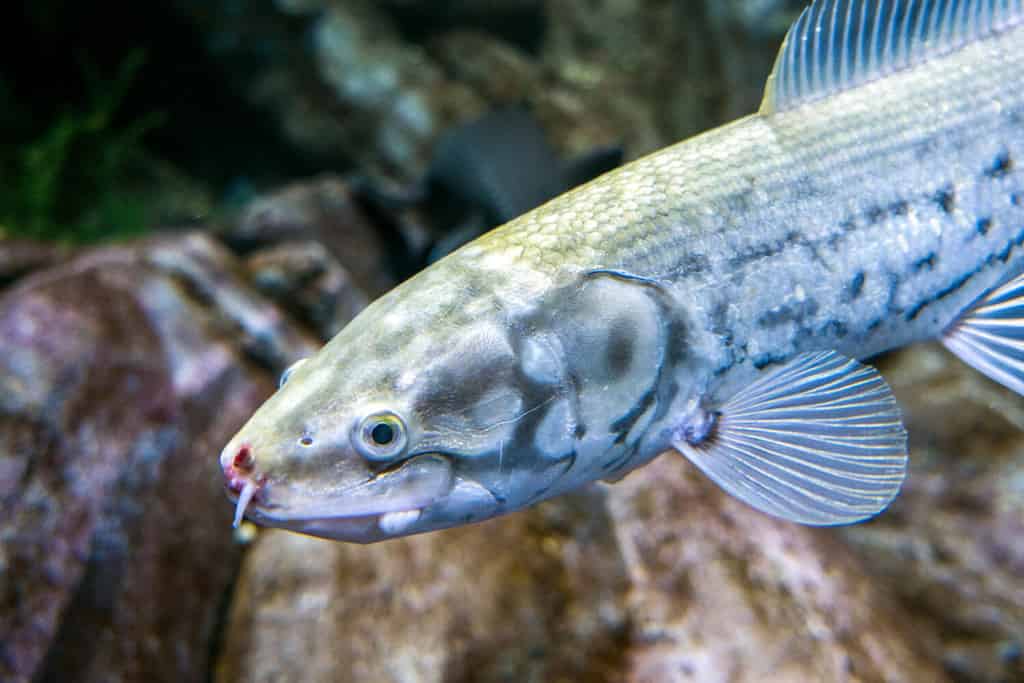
[0,52,166,244]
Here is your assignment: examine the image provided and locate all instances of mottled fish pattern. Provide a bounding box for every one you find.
[221,0,1024,542]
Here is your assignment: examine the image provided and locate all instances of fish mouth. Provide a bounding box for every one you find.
[227,453,455,535]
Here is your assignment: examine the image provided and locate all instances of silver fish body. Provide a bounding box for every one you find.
[220,0,1024,542]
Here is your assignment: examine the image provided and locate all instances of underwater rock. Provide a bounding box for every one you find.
[217,487,630,683]
[607,459,949,683]
[232,175,396,297]
[146,233,320,371]
[0,234,312,683]
[843,345,1024,683]
[245,240,369,339]
[0,239,66,285]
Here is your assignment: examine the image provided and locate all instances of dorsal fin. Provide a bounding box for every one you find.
[761,0,1024,114]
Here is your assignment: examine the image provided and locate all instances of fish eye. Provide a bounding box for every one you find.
[279,358,308,388]
[355,411,408,462]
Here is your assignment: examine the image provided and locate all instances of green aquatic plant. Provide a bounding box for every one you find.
[0,52,166,244]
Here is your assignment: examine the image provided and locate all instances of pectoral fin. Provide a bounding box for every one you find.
[942,271,1024,396]
[673,351,908,526]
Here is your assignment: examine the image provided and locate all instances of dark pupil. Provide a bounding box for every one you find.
[370,422,395,446]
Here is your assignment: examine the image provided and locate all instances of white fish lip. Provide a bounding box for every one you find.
[246,453,454,523]
[378,508,423,534]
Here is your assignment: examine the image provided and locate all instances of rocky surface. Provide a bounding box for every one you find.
[0,232,324,683]
[231,175,396,297]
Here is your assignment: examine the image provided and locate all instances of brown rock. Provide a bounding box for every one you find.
[217,487,629,683]
[0,239,66,285]
[146,232,320,370]
[0,233,313,683]
[608,459,948,683]
[233,176,396,297]
[245,240,369,339]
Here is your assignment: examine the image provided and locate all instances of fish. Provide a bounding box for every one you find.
[220,0,1024,543]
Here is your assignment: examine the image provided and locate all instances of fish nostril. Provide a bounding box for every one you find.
[232,445,254,471]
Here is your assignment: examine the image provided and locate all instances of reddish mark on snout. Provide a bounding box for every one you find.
[232,445,254,471]
[223,444,267,498]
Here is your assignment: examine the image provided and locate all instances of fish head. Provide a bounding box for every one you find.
[220,267,572,542]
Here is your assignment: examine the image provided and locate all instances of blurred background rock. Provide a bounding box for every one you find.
[1,1,1020,682]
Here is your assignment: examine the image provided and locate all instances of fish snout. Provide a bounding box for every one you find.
[222,444,266,527]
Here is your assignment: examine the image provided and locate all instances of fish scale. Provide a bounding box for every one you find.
[220,0,1024,542]
[457,18,1024,399]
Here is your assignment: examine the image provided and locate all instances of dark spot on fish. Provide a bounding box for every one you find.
[914,137,938,161]
[790,174,818,201]
[933,186,956,214]
[1013,193,1024,207]
[413,344,516,416]
[904,271,977,321]
[708,301,730,333]
[610,388,655,437]
[976,217,993,236]
[884,272,903,316]
[604,447,640,475]
[726,239,788,269]
[722,190,754,214]
[888,200,910,217]
[820,320,848,339]
[757,298,819,328]
[912,253,937,272]
[844,272,865,302]
[712,358,735,377]
[866,205,887,224]
[984,150,1014,179]
[673,253,711,278]
[996,225,1024,261]
[786,230,828,267]
[902,225,1024,322]
[606,317,635,378]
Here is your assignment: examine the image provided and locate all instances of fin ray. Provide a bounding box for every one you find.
[943,271,1024,395]
[762,0,1024,114]
[673,351,908,525]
